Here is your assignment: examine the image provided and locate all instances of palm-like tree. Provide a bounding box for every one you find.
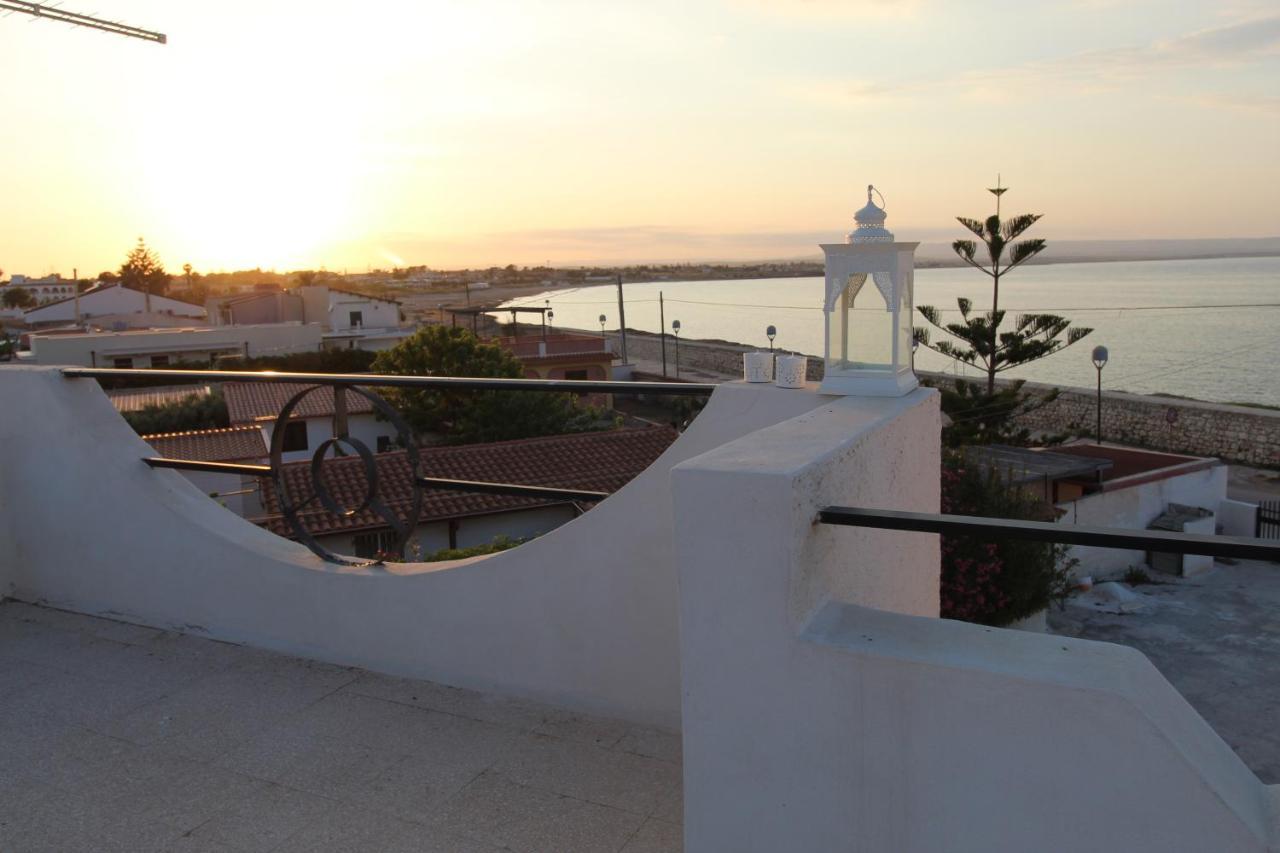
[915,182,1091,396]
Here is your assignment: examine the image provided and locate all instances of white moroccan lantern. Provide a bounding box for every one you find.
[819,185,919,397]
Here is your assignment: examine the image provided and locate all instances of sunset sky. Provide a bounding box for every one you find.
[2,0,1277,275]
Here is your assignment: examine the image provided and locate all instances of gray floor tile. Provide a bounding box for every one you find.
[533,709,631,748]
[185,782,337,853]
[493,733,680,815]
[269,800,420,853]
[345,671,550,730]
[621,817,684,853]
[615,726,682,764]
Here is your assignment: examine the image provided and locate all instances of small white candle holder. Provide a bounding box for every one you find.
[774,355,807,389]
[743,352,771,383]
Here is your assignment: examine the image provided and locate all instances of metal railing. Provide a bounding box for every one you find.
[68,367,715,566]
[818,507,1280,562]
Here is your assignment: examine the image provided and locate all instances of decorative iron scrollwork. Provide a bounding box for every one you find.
[268,385,422,566]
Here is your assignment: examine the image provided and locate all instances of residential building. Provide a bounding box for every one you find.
[2,274,77,305]
[207,284,412,351]
[23,282,206,329]
[496,332,618,406]
[105,383,214,414]
[222,380,397,462]
[141,425,268,516]
[20,322,323,367]
[257,425,677,558]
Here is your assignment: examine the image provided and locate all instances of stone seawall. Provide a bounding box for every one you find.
[601,329,1280,467]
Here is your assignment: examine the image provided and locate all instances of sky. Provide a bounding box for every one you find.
[1,0,1278,275]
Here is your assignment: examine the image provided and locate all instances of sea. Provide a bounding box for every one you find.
[497,256,1280,408]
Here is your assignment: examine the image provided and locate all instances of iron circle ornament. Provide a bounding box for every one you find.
[268,384,423,567]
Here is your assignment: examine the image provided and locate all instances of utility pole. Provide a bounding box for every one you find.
[72,267,80,325]
[615,275,628,364]
[659,291,667,377]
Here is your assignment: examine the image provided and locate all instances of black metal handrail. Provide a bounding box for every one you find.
[62,367,716,396]
[144,457,271,476]
[818,507,1280,562]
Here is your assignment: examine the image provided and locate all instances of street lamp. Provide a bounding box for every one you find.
[1092,345,1109,444]
[547,309,555,335]
[672,319,682,378]
[598,314,607,338]
[766,324,777,379]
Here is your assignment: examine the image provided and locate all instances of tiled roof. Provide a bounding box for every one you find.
[107,384,212,413]
[143,425,268,462]
[224,382,376,424]
[257,425,677,537]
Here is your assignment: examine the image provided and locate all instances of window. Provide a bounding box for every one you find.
[353,530,399,559]
[150,355,170,367]
[112,357,133,369]
[349,311,363,328]
[565,369,589,381]
[281,421,308,452]
[376,435,393,453]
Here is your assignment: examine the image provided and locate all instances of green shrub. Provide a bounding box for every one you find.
[420,535,527,562]
[123,390,230,435]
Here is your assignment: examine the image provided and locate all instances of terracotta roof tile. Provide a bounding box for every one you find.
[143,425,268,462]
[256,426,677,537]
[107,384,212,413]
[224,382,376,424]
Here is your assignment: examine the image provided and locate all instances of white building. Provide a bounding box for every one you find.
[222,381,398,463]
[23,283,206,329]
[2,274,78,305]
[208,285,411,352]
[21,322,323,368]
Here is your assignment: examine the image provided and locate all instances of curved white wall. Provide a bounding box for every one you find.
[0,366,825,727]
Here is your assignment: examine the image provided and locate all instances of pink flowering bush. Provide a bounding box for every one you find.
[940,458,1075,626]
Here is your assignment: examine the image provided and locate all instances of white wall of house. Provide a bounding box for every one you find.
[259,412,396,463]
[24,286,205,325]
[173,470,260,517]
[327,290,399,331]
[1055,465,1228,578]
[314,505,579,560]
[24,323,323,367]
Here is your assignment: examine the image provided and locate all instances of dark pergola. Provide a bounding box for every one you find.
[445,306,551,337]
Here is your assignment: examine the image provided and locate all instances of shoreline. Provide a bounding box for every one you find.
[399,250,1280,317]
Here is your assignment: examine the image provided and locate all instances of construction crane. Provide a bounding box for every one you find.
[0,1,165,44]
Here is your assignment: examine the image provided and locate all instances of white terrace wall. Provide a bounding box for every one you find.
[0,366,826,728]
[1056,463,1228,578]
[673,390,1279,852]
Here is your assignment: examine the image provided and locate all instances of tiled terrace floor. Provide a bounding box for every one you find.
[0,602,682,852]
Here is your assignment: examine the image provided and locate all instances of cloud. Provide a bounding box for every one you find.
[780,14,1280,108]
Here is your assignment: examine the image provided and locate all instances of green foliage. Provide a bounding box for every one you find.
[921,376,1070,448]
[119,237,170,297]
[916,186,1091,397]
[420,534,527,562]
[2,287,35,309]
[122,390,230,435]
[372,326,609,444]
[1123,566,1154,586]
[940,455,1077,626]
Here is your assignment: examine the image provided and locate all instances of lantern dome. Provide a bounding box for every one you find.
[849,185,894,244]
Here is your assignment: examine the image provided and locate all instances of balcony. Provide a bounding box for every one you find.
[2,364,1278,852]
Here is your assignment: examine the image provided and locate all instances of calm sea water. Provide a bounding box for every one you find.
[498,256,1280,407]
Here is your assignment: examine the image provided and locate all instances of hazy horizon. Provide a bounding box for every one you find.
[2,1,1277,274]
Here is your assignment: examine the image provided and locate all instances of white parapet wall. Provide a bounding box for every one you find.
[1057,463,1228,578]
[0,366,827,727]
[673,389,1279,852]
